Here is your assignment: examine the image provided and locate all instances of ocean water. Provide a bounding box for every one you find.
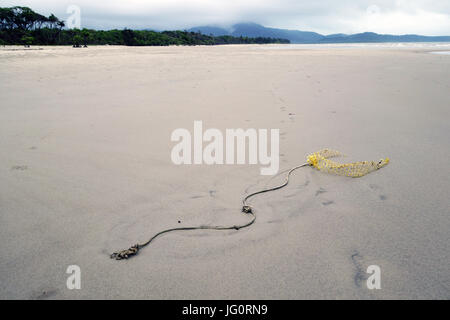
[256,42,450,51]
[430,51,450,55]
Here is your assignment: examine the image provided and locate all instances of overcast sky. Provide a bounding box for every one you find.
[3,0,450,35]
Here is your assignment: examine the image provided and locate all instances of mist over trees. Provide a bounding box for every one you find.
[0,6,290,46]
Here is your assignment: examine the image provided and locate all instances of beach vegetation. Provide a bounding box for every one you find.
[0,6,290,46]
[20,35,33,46]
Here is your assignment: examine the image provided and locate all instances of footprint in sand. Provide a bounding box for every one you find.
[32,288,59,300]
[351,251,369,287]
[350,250,378,288]
[288,113,296,122]
[267,219,282,224]
[315,187,334,206]
[369,184,388,201]
[11,165,28,171]
[315,187,326,196]
[284,193,299,198]
[369,184,380,190]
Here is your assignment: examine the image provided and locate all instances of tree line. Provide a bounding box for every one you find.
[0,7,290,46]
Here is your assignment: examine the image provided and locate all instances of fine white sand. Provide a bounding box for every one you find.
[0,44,449,299]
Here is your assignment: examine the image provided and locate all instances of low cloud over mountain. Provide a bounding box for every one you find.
[189,22,450,43]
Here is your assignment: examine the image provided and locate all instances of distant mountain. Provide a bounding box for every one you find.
[230,23,323,43]
[189,23,322,42]
[321,32,450,43]
[188,26,229,36]
[188,23,450,43]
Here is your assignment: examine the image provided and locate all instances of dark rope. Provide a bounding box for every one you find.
[110,163,309,260]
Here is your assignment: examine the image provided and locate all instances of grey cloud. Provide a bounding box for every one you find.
[2,0,450,35]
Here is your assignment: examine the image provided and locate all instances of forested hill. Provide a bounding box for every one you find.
[190,22,450,44]
[0,7,290,46]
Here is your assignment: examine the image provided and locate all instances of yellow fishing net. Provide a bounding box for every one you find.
[307,149,389,178]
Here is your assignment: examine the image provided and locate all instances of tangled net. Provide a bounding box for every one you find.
[307,149,389,178]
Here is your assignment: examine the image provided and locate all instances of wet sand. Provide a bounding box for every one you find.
[0,44,449,299]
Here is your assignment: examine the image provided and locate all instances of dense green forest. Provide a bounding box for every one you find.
[0,6,289,46]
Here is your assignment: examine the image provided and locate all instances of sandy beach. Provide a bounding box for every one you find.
[0,44,449,299]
